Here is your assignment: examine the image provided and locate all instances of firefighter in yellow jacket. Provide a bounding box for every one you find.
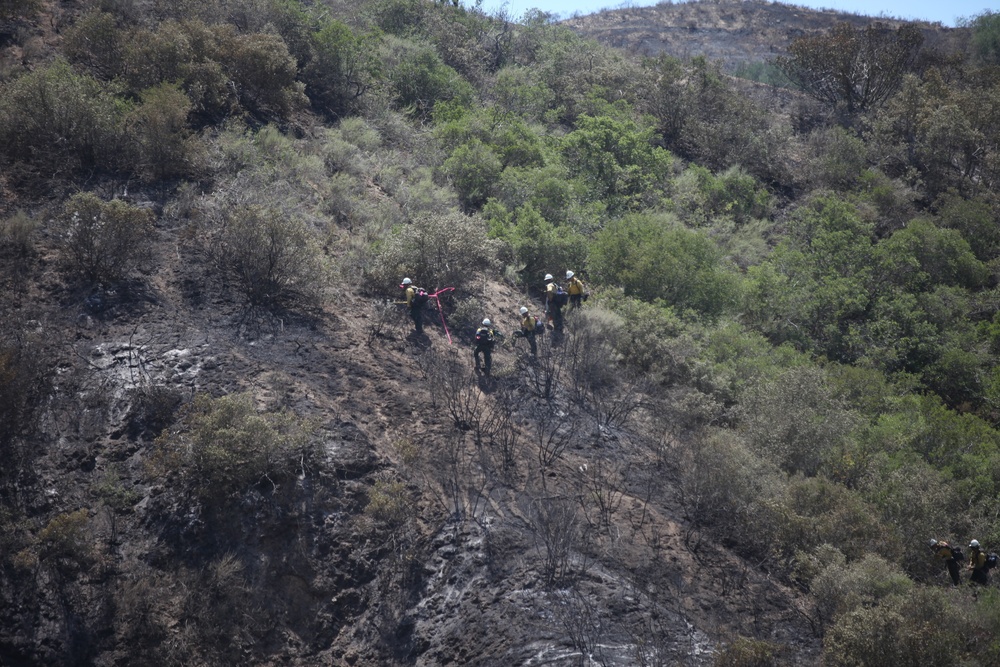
[566,270,585,310]
[929,538,961,586]
[968,539,990,586]
[517,306,539,357]
[543,274,564,333]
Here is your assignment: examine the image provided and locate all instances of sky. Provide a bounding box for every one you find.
[475,0,997,28]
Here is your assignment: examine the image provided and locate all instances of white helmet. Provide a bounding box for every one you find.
[970,539,981,549]
[544,273,553,281]
[401,277,412,285]
[929,538,939,548]
[566,270,574,279]
[482,318,491,326]
[519,306,528,315]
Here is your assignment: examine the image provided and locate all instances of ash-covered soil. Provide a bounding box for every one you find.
[0,189,821,666]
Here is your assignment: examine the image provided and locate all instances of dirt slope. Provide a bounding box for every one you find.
[0,190,822,664]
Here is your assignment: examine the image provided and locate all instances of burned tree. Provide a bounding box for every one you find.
[776,22,922,118]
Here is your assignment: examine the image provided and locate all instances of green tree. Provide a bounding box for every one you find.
[127,83,199,181]
[303,18,379,119]
[442,138,502,211]
[743,196,878,358]
[966,10,1000,65]
[876,217,988,292]
[562,108,672,214]
[383,36,474,118]
[590,213,738,315]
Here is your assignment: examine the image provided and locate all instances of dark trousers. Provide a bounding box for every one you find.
[410,305,424,331]
[569,294,582,309]
[524,331,537,356]
[947,559,961,586]
[474,345,493,373]
[549,307,563,332]
[971,567,989,586]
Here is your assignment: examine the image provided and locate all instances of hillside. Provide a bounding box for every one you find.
[564,0,969,71]
[2,0,1000,665]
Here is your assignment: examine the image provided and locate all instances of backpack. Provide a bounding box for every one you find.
[412,288,429,307]
[475,327,493,344]
[553,288,569,307]
[951,546,965,562]
[534,318,545,335]
[987,553,999,570]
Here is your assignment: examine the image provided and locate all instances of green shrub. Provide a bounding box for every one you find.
[802,126,868,191]
[489,203,588,289]
[590,212,739,315]
[58,193,155,285]
[212,205,326,314]
[303,18,380,119]
[673,164,772,226]
[127,82,200,181]
[679,428,786,558]
[382,35,474,118]
[968,10,1000,66]
[781,477,889,562]
[738,366,861,477]
[822,587,961,666]
[364,477,414,527]
[934,193,1000,262]
[62,10,127,80]
[37,509,92,566]
[155,393,315,504]
[213,27,307,121]
[562,109,672,214]
[0,59,128,175]
[364,210,500,294]
[714,636,784,667]
[811,553,912,629]
[0,210,37,256]
[0,0,40,19]
[442,138,503,211]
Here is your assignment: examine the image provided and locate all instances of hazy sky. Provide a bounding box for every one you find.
[475,0,996,27]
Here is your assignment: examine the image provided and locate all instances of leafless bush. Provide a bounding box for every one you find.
[113,569,168,655]
[0,323,49,470]
[481,385,522,484]
[366,299,406,347]
[575,458,630,532]
[562,308,646,427]
[521,335,562,399]
[528,495,580,585]
[168,553,267,666]
[531,406,579,489]
[622,613,676,667]
[553,586,607,663]
[423,350,482,431]
[425,432,494,522]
